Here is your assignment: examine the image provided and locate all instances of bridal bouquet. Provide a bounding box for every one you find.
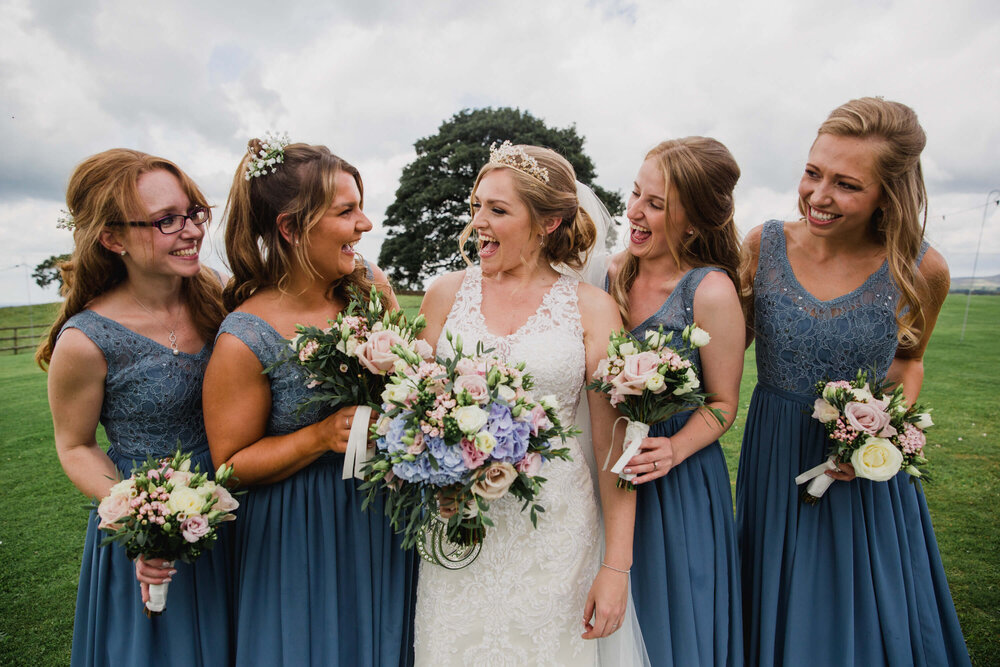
[586,324,723,490]
[92,449,239,615]
[796,369,933,503]
[286,285,431,479]
[361,332,575,568]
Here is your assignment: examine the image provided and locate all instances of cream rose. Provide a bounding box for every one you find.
[474,431,497,454]
[496,384,517,404]
[471,462,518,500]
[454,405,488,434]
[850,437,903,481]
[166,486,207,516]
[382,382,411,405]
[687,326,711,347]
[812,398,840,423]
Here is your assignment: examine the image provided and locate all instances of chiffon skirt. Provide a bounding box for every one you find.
[631,412,743,667]
[735,383,970,667]
[232,452,416,667]
[71,446,233,667]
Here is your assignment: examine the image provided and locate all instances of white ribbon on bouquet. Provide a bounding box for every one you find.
[146,561,173,614]
[602,416,650,484]
[794,455,840,499]
[341,405,373,481]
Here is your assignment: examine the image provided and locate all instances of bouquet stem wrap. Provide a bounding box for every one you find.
[146,568,171,614]
[795,456,839,504]
[604,417,650,490]
[342,405,373,481]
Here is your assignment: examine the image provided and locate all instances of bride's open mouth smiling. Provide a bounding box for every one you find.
[478,232,499,258]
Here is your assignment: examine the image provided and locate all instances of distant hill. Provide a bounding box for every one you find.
[950,274,1000,293]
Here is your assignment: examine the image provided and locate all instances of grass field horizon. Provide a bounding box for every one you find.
[1,295,997,664]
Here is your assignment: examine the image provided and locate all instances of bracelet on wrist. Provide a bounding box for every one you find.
[600,561,630,574]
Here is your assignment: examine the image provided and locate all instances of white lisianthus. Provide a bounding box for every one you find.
[166,486,206,515]
[393,359,410,375]
[905,465,922,477]
[672,367,700,395]
[288,334,303,351]
[382,383,410,405]
[619,341,638,356]
[344,337,359,357]
[850,383,874,402]
[474,431,497,454]
[497,384,517,404]
[335,340,347,354]
[914,413,934,429]
[688,326,711,348]
[454,405,489,434]
[850,437,903,482]
[811,398,840,423]
[645,373,666,393]
[540,395,558,410]
[644,330,663,348]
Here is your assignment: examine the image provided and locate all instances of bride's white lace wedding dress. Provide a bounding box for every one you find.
[414,266,602,666]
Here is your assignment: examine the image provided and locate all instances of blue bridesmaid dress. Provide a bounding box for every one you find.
[613,267,743,667]
[218,312,415,666]
[736,220,970,666]
[63,310,233,667]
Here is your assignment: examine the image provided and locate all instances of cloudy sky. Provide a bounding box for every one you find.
[2,0,998,305]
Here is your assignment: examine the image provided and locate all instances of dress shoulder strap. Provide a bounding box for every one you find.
[216,311,286,369]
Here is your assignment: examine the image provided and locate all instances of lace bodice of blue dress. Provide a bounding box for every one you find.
[61,309,212,459]
[753,219,925,394]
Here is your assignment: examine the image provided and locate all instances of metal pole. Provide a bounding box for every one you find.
[960,189,1000,342]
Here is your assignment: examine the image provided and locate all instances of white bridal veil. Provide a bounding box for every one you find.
[560,183,651,667]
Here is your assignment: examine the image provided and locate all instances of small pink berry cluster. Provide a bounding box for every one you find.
[899,422,927,454]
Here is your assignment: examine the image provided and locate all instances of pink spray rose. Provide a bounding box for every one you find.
[516,452,542,477]
[355,329,406,374]
[454,374,490,404]
[455,357,484,377]
[844,401,897,437]
[180,515,211,543]
[412,338,435,361]
[460,438,489,469]
[528,405,552,436]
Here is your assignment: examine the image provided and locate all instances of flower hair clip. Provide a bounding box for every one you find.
[245,132,291,180]
[56,209,76,231]
[488,140,549,184]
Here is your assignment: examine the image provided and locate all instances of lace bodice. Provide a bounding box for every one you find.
[416,266,601,666]
[628,266,723,377]
[754,220,927,395]
[59,310,212,458]
[217,312,337,436]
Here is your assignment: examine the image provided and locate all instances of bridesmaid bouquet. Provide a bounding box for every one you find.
[360,331,575,569]
[92,449,239,615]
[587,324,723,490]
[286,285,431,479]
[797,368,933,503]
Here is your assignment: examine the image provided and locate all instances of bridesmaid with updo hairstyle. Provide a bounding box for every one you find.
[605,137,745,666]
[39,149,232,665]
[204,138,415,666]
[737,98,970,666]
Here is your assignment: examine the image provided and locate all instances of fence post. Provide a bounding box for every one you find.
[12,327,17,355]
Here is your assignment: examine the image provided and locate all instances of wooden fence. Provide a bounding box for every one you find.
[0,324,49,355]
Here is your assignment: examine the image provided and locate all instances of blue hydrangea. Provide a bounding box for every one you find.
[377,413,411,454]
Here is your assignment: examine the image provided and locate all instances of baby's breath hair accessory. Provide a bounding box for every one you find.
[245,132,291,180]
[56,210,76,231]
[488,140,549,184]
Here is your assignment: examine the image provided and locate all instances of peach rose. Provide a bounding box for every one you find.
[471,462,518,500]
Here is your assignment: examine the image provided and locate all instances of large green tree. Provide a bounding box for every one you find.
[378,107,622,289]
[32,253,71,290]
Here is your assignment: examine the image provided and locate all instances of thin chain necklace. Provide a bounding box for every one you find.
[130,291,182,356]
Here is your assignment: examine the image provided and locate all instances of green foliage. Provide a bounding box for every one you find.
[378,107,623,289]
[32,254,71,290]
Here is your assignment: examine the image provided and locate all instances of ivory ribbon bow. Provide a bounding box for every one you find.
[794,455,839,499]
[342,405,373,481]
[602,416,650,483]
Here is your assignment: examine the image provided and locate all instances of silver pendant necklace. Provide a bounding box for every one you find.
[130,291,181,356]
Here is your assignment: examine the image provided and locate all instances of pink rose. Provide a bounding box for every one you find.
[181,515,211,543]
[516,452,542,476]
[355,329,406,374]
[454,374,490,404]
[460,437,489,469]
[407,431,427,455]
[844,401,897,437]
[528,405,552,436]
[97,493,130,530]
[455,358,484,377]
[610,351,661,397]
[413,339,434,361]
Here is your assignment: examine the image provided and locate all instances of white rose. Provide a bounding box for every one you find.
[471,462,518,500]
[497,384,517,404]
[619,342,637,356]
[688,326,711,348]
[454,405,488,434]
[644,373,666,393]
[166,486,207,515]
[811,398,840,423]
[381,383,410,405]
[913,413,934,430]
[850,437,903,482]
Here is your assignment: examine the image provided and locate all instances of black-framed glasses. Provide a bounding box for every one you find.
[108,206,211,234]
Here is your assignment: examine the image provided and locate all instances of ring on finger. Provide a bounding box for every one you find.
[346,418,351,428]
[653,461,658,470]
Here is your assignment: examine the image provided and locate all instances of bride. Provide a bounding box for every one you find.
[415,142,646,665]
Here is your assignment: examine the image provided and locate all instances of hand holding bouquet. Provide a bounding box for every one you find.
[286,285,431,479]
[797,368,933,503]
[92,449,239,615]
[586,324,723,490]
[361,332,576,568]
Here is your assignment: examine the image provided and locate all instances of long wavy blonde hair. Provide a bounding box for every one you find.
[223,140,378,311]
[36,149,225,369]
[803,97,929,347]
[610,137,742,323]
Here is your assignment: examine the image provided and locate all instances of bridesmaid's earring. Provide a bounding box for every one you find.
[120,250,127,256]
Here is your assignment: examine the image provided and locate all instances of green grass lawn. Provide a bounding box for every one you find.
[1,295,997,665]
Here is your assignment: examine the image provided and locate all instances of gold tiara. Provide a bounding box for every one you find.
[488,140,549,184]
